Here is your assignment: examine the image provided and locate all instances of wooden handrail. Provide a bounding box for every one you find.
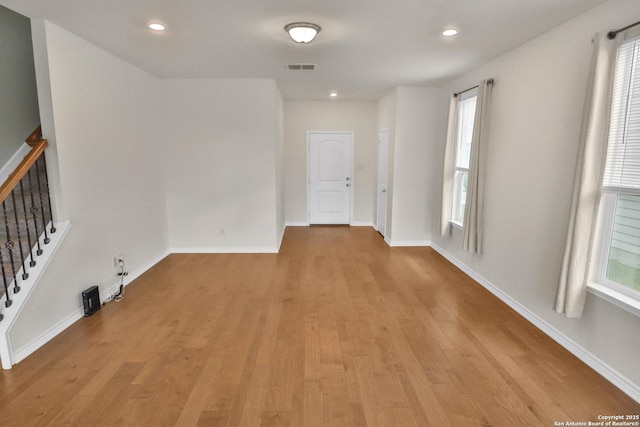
[0,127,48,205]
[25,125,44,147]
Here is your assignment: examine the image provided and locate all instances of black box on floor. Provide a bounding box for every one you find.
[82,286,101,317]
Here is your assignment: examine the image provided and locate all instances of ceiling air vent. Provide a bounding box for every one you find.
[286,63,316,71]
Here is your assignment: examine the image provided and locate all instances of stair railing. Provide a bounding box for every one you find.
[0,126,55,320]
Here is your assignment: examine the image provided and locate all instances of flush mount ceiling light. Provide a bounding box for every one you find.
[148,22,166,31]
[441,28,459,37]
[285,22,321,43]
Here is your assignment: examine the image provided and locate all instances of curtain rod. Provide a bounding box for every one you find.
[453,78,494,98]
[607,20,640,40]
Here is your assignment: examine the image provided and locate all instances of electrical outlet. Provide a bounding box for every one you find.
[219,227,226,236]
[114,255,128,278]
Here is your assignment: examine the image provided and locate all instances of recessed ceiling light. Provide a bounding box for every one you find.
[285,22,321,44]
[148,23,166,31]
[329,91,338,98]
[441,28,459,37]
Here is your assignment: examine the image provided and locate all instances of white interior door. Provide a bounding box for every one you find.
[308,132,353,224]
[377,129,388,236]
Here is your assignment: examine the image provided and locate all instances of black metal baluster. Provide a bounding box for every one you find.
[11,191,28,281]
[19,180,36,268]
[27,167,43,256]
[0,245,11,307]
[41,154,56,234]
[35,157,50,244]
[2,201,19,294]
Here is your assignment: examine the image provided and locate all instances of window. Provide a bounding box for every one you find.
[451,90,477,226]
[604,195,640,291]
[595,36,640,298]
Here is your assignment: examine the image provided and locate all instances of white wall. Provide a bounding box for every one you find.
[10,20,169,351]
[389,87,444,245]
[432,0,640,391]
[0,5,39,166]
[284,101,378,225]
[163,79,281,252]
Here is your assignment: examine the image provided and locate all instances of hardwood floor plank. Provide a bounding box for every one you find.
[321,362,348,394]
[303,380,324,427]
[380,407,418,427]
[322,392,355,427]
[235,369,271,427]
[263,340,296,412]
[0,227,637,426]
[260,411,291,427]
[71,361,146,425]
[303,320,322,381]
[196,410,231,427]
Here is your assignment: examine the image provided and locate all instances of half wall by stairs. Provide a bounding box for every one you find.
[0,126,70,369]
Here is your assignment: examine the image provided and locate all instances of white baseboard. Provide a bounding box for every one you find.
[430,242,640,404]
[285,221,375,227]
[388,240,431,247]
[170,247,279,254]
[350,221,375,227]
[285,221,309,227]
[10,248,170,367]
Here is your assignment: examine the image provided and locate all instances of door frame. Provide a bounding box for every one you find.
[377,128,389,237]
[307,131,354,225]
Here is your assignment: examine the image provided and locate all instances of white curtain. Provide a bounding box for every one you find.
[462,80,493,253]
[556,34,619,318]
[440,95,459,236]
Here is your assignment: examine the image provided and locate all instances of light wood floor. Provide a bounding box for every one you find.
[0,227,638,426]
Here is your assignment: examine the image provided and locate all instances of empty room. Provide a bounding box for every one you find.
[0,0,639,425]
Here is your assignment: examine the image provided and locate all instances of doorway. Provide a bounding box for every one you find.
[308,132,353,224]
[377,129,388,237]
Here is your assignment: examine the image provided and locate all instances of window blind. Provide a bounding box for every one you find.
[603,37,640,195]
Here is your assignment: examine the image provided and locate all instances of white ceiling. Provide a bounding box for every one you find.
[1,0,609,101]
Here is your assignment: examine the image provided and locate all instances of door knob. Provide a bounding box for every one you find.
[381,189,386,193]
